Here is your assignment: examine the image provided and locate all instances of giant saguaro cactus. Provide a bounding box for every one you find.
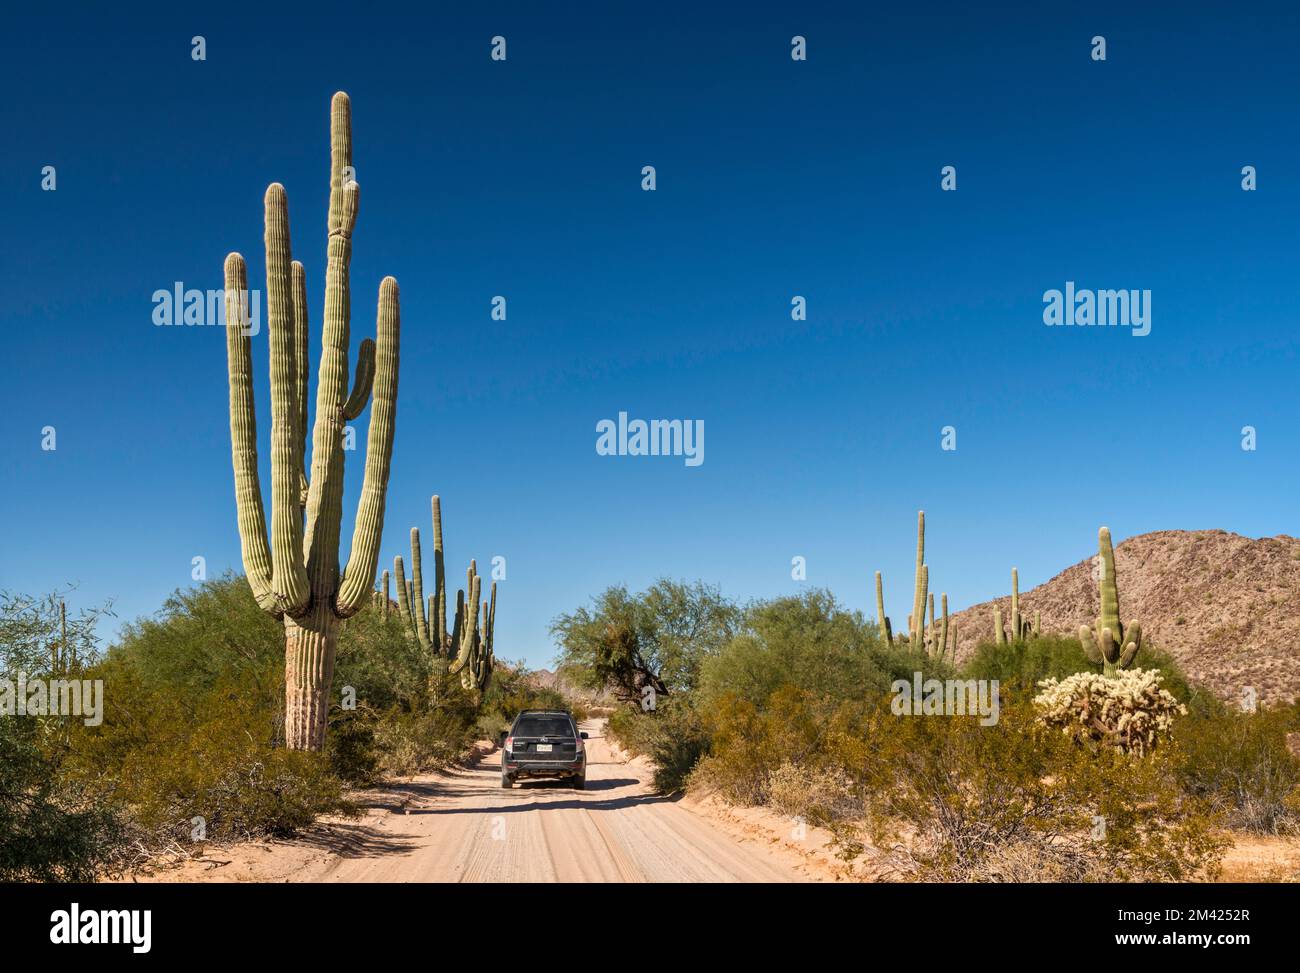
[1079,526,1142,676]
[223,92,400,751]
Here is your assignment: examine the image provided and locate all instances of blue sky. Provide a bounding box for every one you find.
[3,2,1299,668]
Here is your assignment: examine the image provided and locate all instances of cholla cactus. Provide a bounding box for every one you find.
[1034,669,1185,756]
[1078,527,1142,676]
[223,92,399,751]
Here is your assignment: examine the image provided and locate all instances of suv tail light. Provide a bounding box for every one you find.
[504,736,513,752]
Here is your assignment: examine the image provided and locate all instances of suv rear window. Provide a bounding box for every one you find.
[513,716,574,738]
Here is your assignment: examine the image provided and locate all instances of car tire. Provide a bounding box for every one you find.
[571,774,586,790]
[501,773,512,789]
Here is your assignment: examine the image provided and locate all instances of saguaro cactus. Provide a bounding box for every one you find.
[875,570,893,645]
[394,495,460,655]
[1010,568,1021,641]
[1079,526,1142,676]
[223,92,400,751]
[448,569,495,692]
[909,511,926,651]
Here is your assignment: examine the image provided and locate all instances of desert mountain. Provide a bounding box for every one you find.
[947,530,1300,704]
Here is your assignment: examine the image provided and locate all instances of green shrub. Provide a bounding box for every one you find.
[698,590,918,713]
[64,662,353,844]
[0,713,125,881]
[1174,701,1300,834]
[693,686,827,804]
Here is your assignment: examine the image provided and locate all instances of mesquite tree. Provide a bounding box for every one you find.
[223,92,400,750]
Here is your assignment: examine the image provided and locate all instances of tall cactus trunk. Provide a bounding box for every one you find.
[432,495,448,653]
[284,606,340,750]
[909,511,926,652]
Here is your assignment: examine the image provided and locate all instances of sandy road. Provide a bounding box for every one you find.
[298,721,808,883]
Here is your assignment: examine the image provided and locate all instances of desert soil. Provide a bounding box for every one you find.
[134,720,848,883]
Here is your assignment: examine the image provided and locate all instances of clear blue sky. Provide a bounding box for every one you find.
[3,2,1298,668]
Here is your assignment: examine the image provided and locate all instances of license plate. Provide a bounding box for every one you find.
[537,744,552,753]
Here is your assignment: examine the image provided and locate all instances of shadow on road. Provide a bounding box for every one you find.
[288,820,423,859]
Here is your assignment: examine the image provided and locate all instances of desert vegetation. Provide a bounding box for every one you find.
[577,515,1300,881]
[0,576,566,881]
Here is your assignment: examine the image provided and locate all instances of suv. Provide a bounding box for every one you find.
[501,710,588,789]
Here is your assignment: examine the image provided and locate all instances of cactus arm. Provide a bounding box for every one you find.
[381,569,390,616]
[289,260,311,507]
[1097,527,1122,644]
[302,91,360,604]
[1120,621,1141,668]
[407,526,431,648]
[432,495,447,652]
[263,184,312,615]
[223,252,277,612]
[450,573,482,675]
[883,616,893,644]
[336,278,400,616]
[994,607,1005,645]
[341,338,375,421]
[1079,624,1101,663]
[938,593,949,663]
[448,589,465,670]
[393,555,415,636]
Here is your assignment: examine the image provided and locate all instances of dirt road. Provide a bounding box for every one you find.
[162,720,817,883]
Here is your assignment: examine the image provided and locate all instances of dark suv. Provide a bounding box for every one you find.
[501,711,588,789]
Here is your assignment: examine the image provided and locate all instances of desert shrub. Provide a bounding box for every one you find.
[764,760,859,823]
[604,698,710,792]
[643,697,711,793]
[63,662,353,845]
[692,686,826,804]
[1034,669,1186,756]
[1174,702,1300,834]
[698,590,915,713]
[0,713,125,881]
[605,704,652,756]
[846,698,1224,882]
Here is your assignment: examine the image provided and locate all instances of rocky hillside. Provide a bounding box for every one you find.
[947,530,1300,704]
